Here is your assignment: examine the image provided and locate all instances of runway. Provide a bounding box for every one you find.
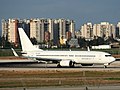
[0,59,120,71]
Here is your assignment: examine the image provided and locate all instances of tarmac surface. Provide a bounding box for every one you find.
[0,59,120,90]
[0,59,120,71]
[0,86,120,90]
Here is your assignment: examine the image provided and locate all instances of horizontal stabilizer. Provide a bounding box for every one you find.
[11,48,19,57]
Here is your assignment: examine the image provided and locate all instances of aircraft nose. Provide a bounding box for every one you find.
[110,57,116,62]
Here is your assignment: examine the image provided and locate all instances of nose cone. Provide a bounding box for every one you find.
[110,57,116,63]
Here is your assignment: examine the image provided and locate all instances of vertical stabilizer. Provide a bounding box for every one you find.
[18,28,42,52]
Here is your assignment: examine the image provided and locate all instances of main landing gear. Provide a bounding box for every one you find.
[104,63,109,68]
[104,65,107,68]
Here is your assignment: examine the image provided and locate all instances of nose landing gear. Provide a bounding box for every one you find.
[104,63,109,68]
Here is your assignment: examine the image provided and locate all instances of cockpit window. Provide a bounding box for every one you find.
[105,55,112,57]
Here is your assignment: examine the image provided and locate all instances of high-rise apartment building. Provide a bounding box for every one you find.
[70,20,75,38]
[58,19,75,40]
[30,19,43,43]
[93,22,116,39]
[80,23,93,40]
[1,18,75,46]
[48,19,54,41]
[30,18,75,45]
[30,18,54,43]
[8,19,18,45]
[1,19,8,40]
[1,19,30,47]
[53,20,59,45]
[93,24,101,38]
[58,19,66,40]
[116,22,120,37]
[80,22,116,40]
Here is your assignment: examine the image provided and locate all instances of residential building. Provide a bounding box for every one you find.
[30,18,44,43]
[8,19,18,45]
[80,22,93,40]
[48,19,54,41]
[93,22,116,39]
[1,19,8,40]
[53,19,59,45]
[30,18,75,45]
[93,24,101,38]
[116,22,120,37]
[58,19,66,40]
[2,19,30,47]
[81,22,116,40]
[69,20,75,38]
[1,18,75,46]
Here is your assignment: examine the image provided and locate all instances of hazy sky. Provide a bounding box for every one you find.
[1,0,120,35]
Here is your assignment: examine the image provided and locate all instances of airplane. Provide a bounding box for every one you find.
[18,28,116,68]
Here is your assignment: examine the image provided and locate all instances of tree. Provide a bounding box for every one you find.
[1,36,11,48]
[97,37,105,45]
[78,37,87,48]
[30,37,37,45]
[90,38,98,46]
[105,36,117,44]
[89,37,105,46]
[0,36,2,46]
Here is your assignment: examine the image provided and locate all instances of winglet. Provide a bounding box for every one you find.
[87,47,90,51]
[11,48,19,57]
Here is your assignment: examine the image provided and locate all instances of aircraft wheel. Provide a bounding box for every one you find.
[104,65,107,68]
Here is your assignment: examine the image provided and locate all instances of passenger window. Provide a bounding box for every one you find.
[69,55,74,57]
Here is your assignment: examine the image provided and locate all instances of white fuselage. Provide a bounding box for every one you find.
[22,50,115,65]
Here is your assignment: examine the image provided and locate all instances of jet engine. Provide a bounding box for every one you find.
[58,60,74,67]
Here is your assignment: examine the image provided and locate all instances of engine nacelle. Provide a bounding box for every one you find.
[59,60,74,67]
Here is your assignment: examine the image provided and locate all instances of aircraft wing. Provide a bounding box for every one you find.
[36,58,61,63]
